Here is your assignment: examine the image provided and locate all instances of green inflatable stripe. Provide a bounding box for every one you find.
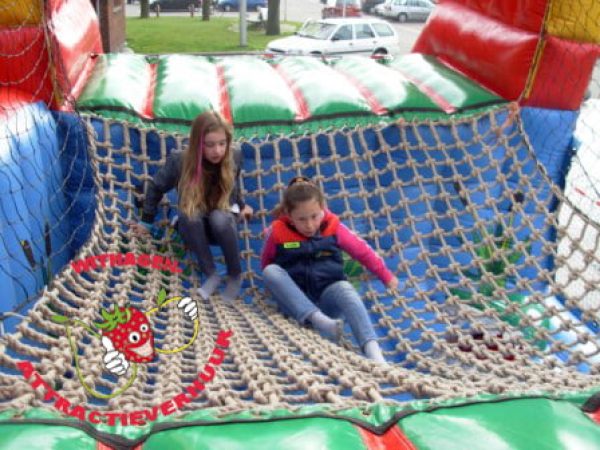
[153,54,220,121]
[144,416,367,450]
[332,56,442,112]
[219,56,298,124]
[387,54,503,111]
[0,422,96,450]
[77,54,151,116]
[276,56,373,118]
[398,397,600,450]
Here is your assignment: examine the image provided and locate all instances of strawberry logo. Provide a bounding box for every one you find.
[96,306,155,363]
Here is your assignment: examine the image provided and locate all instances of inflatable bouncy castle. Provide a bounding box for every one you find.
[1,0,600,448]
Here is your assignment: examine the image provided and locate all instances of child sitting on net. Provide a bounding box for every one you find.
[261,176,398,363]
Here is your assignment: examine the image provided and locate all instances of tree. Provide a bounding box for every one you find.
[202,0,211,20]
[266,0,280,36]
[140,0,149,18]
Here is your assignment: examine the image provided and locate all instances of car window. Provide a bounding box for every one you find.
[354,24,375,39]
[298,21,337,39]
[372,23,394,37]
[332,25,353,41]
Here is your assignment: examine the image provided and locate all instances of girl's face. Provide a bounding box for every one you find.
[288,199,325,237]
[202,129,228,164]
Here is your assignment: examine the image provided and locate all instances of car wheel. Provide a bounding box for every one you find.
[398,13,408,22]
[372,48,387,57]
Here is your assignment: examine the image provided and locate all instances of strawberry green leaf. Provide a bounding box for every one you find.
[50,315,69,324]
[157,288,167,307]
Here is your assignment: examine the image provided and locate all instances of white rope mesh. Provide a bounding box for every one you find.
[1,104,600,416]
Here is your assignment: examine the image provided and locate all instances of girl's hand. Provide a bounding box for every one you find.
[240,205,253,220]
[386,277,399,290]
[128,220,152,237]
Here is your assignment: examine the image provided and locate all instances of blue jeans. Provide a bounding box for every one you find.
[262,264,377,348]
[178,210,241,278]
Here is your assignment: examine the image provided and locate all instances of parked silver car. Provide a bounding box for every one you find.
[382,0,435,22]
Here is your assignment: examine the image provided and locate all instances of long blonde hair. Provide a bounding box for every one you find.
[178,111,234,217]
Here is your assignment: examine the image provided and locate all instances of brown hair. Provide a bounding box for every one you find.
[178,111,234,217]
[273,177,325,217]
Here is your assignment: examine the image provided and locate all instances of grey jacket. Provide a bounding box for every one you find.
[141,146,245,223]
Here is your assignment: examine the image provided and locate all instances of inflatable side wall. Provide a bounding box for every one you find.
[414,0,600,110]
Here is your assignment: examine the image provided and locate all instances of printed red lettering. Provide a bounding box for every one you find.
[209,347,225,365]
[88,411,103,424]
[137,254,150,267]
[54,397,71,415]
[172,393,192,410]
[16,361,34,379]
[160,400,177,416]
[151,255,164,270]
[128,410,146,426]
[215,330,233,348]
[68,405,86,421]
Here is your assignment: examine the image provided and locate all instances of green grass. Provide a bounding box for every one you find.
[126,17,299,54]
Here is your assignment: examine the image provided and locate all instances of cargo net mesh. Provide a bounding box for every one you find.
[1,103,600,416]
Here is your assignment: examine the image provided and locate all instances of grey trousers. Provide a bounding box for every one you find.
[177,210,242,278]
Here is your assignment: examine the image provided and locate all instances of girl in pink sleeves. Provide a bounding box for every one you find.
[261,177,398,363]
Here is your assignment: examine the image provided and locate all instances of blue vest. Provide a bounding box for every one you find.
[271,213,345,302]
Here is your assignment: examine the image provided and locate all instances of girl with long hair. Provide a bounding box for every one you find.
[132,111,252,302]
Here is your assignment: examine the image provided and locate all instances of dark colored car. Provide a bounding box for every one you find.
[215,0,266,12]
[362,0,385,12]
[150,0,201,12]
[321,0,361,18]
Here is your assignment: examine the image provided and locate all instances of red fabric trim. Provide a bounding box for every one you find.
[338,70,387,115]
[274,64,311,122]
[589,410,600,424]
[216,63,232,123]
[392,66,456,114]
[97,443,142,450]
[60,53,99,111]
[140,62,157,119]
[357,425,417,450]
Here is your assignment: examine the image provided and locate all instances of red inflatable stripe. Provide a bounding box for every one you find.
[141,62,158,119]
[216,63,233,123]
[338,70,387,116]
[274,64,311,122]
[392,67,456,114]
[357,425,418,450]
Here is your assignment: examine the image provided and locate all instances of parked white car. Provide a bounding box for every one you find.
[373,0,392,16]
[266,18,399,57]
[382,0,435,22]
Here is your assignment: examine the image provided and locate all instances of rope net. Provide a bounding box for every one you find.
[1,103,600,416]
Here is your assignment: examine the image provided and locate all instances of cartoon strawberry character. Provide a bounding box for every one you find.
[96,306,155,364]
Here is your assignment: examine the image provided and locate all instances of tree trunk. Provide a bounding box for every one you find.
[266,0,280,36]
[140,0,149,18]
[202,0,211,20]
